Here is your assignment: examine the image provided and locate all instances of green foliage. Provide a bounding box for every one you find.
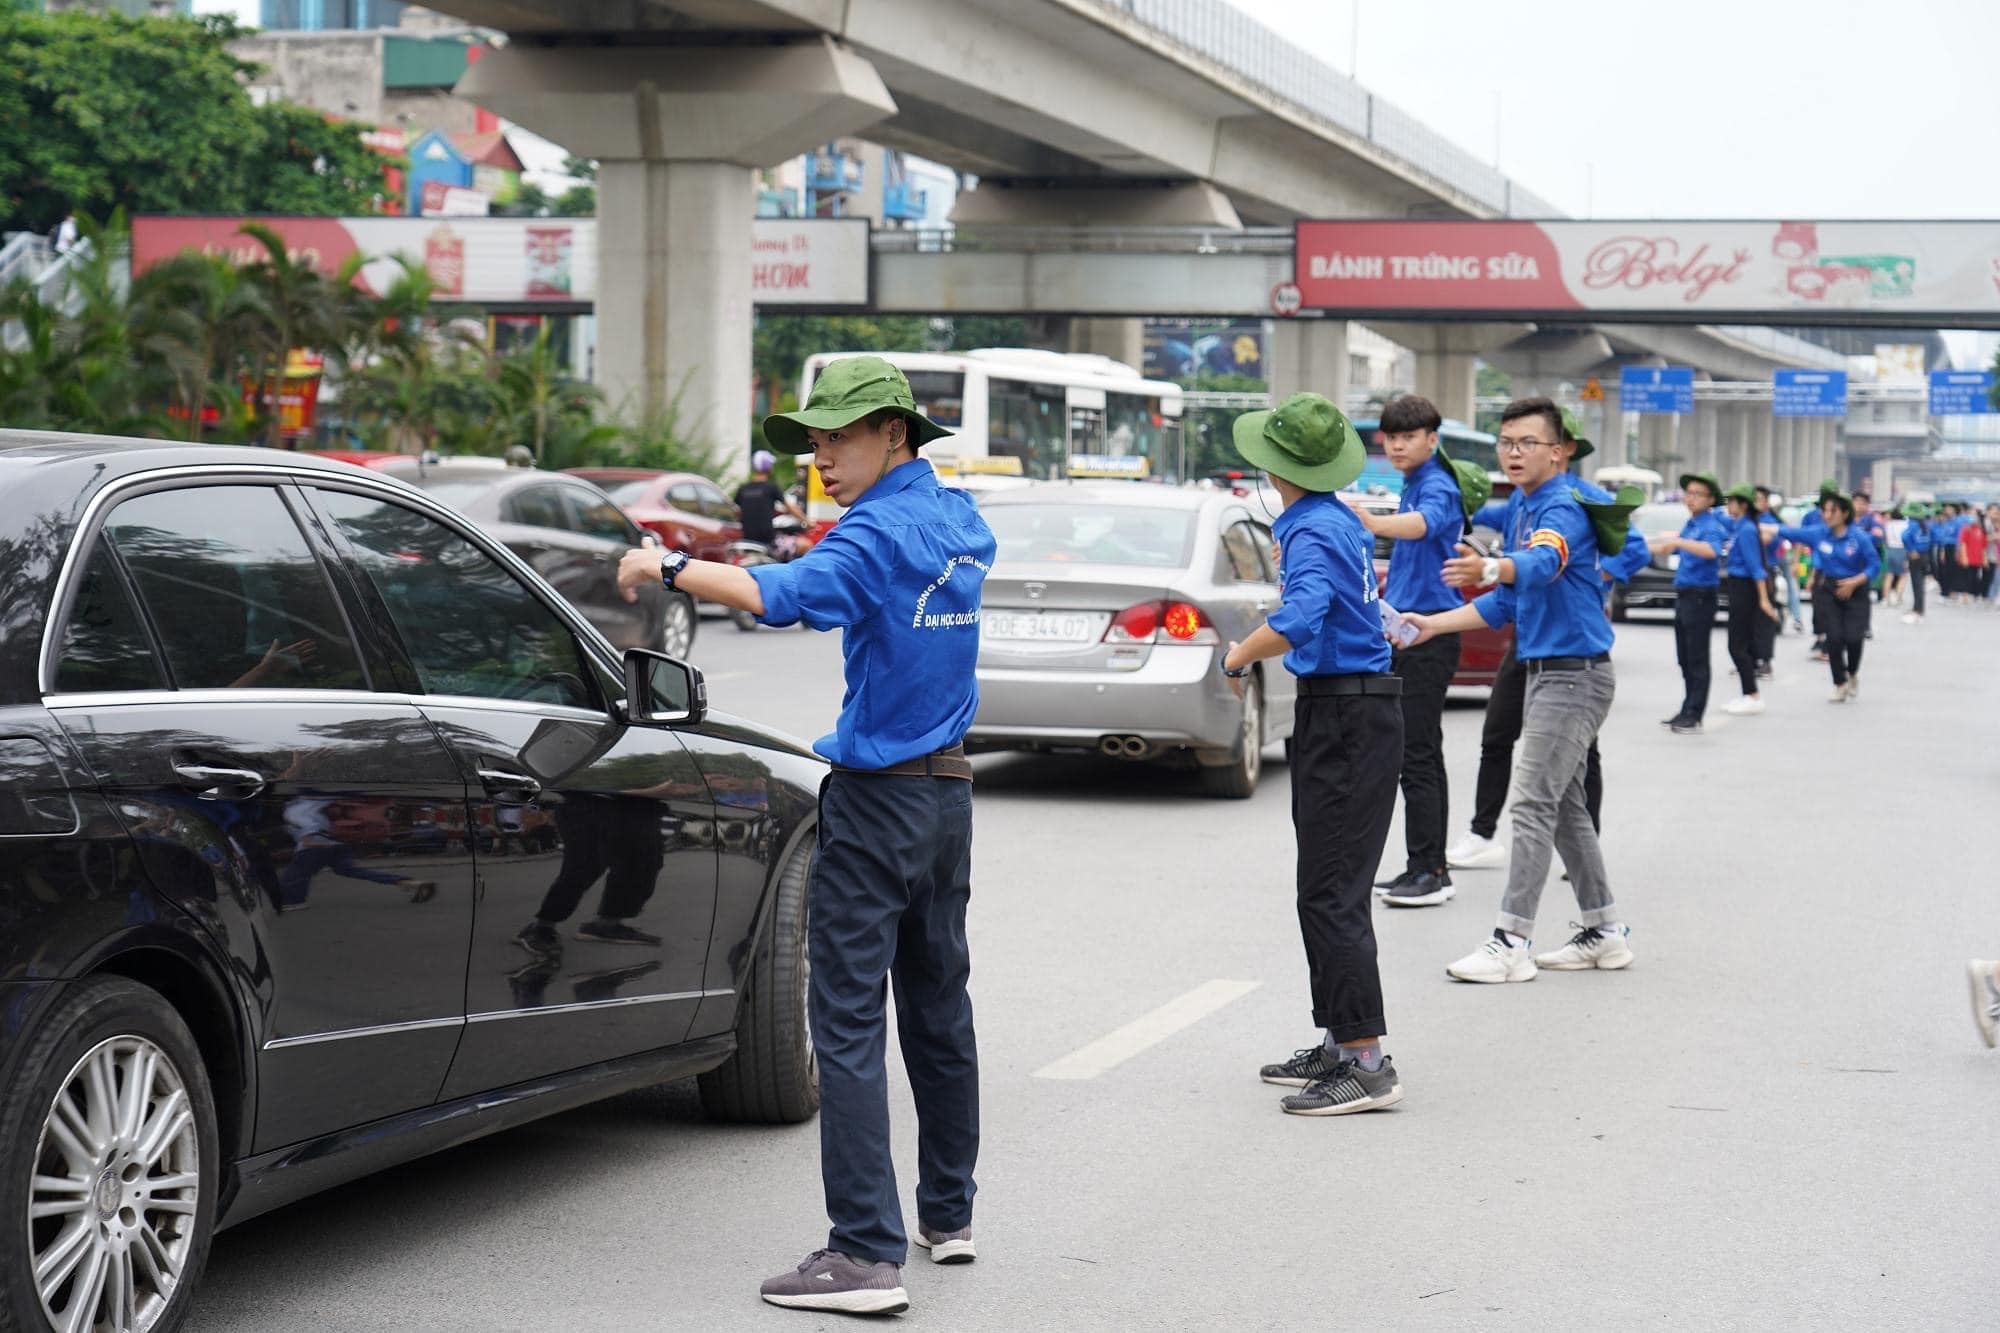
[0,8,385,234]
[1187,370,1267,392]
[752,313,929,403]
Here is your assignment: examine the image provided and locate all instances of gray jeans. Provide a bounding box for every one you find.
[1497,660,1618,939]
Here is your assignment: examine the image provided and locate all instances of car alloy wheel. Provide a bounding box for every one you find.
[31,1035,202,1333]
[661,594,696,659]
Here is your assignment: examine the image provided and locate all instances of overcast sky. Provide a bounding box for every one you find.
[1223,0,1996,221]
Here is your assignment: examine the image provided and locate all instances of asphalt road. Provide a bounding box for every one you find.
[188,597,2000,1332]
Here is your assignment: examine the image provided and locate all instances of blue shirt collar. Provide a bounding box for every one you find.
[849,458,935,510]
[1271,489,1336,537]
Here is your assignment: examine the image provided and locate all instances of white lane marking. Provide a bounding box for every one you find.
[1032,980,1261,1081]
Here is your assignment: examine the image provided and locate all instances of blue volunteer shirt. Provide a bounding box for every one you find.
[1382,452,1465,613]
[1673,509,1730,588]
[1473,478,1614,660]
[749,460,996,769]
[1775,521,1880,581]
[1856,511,1885,543]
[1268,492,1392,677]
[1902,519,1931,554]
[1724,513,1767,578]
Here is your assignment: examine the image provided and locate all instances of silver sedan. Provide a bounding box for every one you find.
[965,482,1295,798]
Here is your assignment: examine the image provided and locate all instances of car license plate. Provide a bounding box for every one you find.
[981,611,1097,643]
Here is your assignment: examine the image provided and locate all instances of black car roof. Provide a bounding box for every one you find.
[0,430,393,480]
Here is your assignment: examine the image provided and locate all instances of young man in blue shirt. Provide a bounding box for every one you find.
[1650,470,1729,734]
[1720,484,1776,716]
[1900,501,1932,624]
[1402,397,1631,984]
[619,356,994,1315]
[1224,393,1408,1117]
[1351,394,1463,908]
[1443,409,1646,872]
[1774,491,1879,702]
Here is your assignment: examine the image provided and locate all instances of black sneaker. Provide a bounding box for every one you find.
[1281,1056,1404,1116]
[1372,870,1415,891]
[1659,713,1687,728]
[1382,871,1455,908]
[1259,1044,1344,1087]
[514,920,562,959]
[1670,718,1703,735]
[577,919,662,947]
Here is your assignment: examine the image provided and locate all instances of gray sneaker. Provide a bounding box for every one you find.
[1259,1044,1343,1087]
[759,1250,908,1314]
[1280,1056,1404,1116]
[912,1223,975,1264]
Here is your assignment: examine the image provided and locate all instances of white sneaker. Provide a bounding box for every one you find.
[1446,933,1537,984]
[1827,686,1848,703]
[1445,832,1506,869]
[1534,923,1634,971]
[1723,696,1765,716]
[1970,961,2000,1050]
[1845,674,1858,699]
[1901,613,1922,625]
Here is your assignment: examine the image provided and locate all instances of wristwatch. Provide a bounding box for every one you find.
[658,549,691,590]
[1480,556,1501,586]
[1220,660,1251,679]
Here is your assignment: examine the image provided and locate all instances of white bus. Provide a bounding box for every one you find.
[799,349,1186,492]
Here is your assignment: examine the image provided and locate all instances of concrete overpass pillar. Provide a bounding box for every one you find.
[1270,320,1349,406]
[1697,404,1723,481]
[1770,416,1794,494]
[1414,351,1478,424]
[457,40,896,471]
[1068,319,1146,372]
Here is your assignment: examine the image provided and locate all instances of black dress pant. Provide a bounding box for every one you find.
[1753,573,1779,664]
[1725,576,1762,697]
[1470,643,1602,839]
[1814,584,1869,685]
[1391,632,1460,875]
[1674,586,1718,721]
[1908,553,1928,614]
[1291,691,1401,1042]
[535,796,664,923]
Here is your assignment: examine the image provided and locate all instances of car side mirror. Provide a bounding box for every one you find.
[621,649,706,727]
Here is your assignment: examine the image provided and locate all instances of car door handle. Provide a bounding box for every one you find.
[172,762,267,800]
[477,767,543,803]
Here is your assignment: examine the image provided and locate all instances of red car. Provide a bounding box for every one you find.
[566,468,742,562]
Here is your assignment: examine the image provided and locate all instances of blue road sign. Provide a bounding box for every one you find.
[1772,369,1848,417]
[1621,365,1695,415]
[1928,369,1996,415]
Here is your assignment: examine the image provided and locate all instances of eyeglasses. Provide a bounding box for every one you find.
[1496,438,1556,455]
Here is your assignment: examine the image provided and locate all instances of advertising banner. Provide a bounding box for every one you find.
[132,216,870,309]
[1295,220,2000,320]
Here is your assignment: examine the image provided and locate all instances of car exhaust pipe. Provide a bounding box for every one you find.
[1098,736,1125,757]
[1099,735,1151,759]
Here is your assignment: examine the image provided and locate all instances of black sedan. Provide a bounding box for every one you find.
[1610,501,1732,622]
[0,433,825,1333]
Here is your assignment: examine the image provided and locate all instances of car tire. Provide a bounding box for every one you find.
[1610,587,1628,622]
[1201,674,1262,800]
[661,592,698,659]
[2,975,219,1333]
[697,840,818,1125]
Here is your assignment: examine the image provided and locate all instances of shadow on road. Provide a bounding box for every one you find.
[969,750,1293,802]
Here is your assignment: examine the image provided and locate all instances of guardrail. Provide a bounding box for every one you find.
[1095,0,1561,218]
[0,230,52,288]
[871,225,1292,254]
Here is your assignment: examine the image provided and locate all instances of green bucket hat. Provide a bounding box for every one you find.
[1230,392,1364,493]
[1819,490,1855,517]
[1559,406,1594,460]
[1572,484,1646,555]
[1724,483,1757,505]
[762,355,953,455]
[1435,438,1492,517]
[1902,500,1932,518]
[1816,477,1842,501]
[1679,470,1721,501]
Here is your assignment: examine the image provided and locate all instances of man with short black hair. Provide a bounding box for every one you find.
[1351,394,1462,908]
[1402,397,1633,984]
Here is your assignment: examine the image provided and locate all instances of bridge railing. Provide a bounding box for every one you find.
[871,225,1293,254]
[1099,0,1558,217]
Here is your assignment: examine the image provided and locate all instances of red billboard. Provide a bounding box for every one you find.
[1294,220,2000,322]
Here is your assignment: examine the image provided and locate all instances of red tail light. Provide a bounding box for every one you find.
[1104,600,1218,645]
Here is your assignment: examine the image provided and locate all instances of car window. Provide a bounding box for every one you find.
[102,486,366,691]
[563,487,637,543]
[313,489,597,710]
[667,483,702,511]
[694,483,737,521]
[1249,522,1280,581]
[985,503,1196,568]
[54,544,167,693]
[1220,521,1265,582]
[505,485,570,531]
[605,480,652,506]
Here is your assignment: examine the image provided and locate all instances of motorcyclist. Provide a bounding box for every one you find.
[735,449,808,550]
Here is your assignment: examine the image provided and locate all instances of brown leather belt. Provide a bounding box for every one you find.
[832,743,973,781]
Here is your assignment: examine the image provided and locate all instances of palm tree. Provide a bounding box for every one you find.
[128,251,261,442]
[236,222,341,449]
